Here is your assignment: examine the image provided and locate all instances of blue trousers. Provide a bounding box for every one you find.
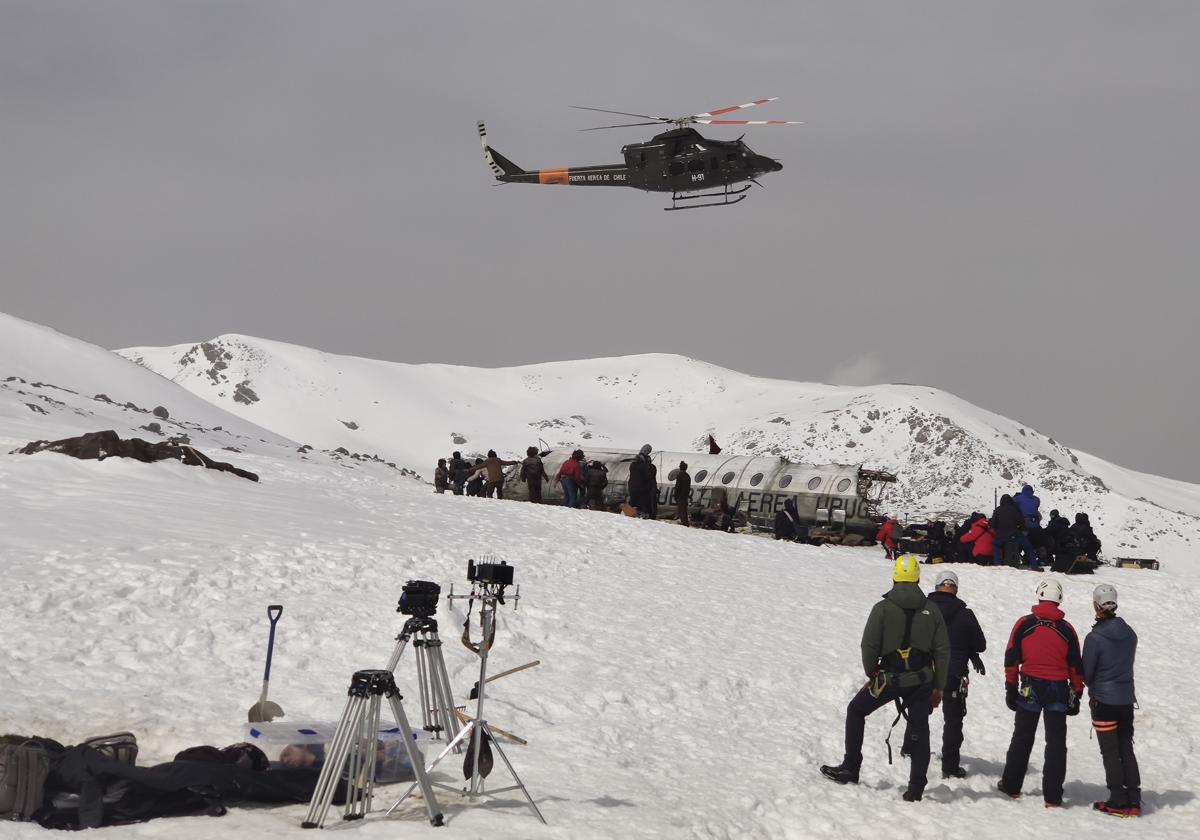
[993,534,1037,566]
[561,477,578,507]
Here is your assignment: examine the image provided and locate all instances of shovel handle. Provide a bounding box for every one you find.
[263,605,283,681]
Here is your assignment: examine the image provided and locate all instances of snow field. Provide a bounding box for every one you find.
[2,447,1197,839]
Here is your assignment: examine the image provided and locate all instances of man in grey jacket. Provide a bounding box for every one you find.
[1083,583,1141,818]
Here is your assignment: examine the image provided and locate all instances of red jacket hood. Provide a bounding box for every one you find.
[1032,601,1065,621]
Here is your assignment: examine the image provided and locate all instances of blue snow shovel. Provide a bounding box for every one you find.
[248,605,284,722]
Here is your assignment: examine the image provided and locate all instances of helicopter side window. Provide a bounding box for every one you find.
[687,159,705,174]
[710,158,720,171]
[726,152,738,161]
[668,161,685,176]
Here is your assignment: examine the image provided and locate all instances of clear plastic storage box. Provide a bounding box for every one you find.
[243,720,429,783]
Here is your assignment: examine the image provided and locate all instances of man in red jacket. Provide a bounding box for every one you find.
[998,578,1084,807]
[876,517,901,559]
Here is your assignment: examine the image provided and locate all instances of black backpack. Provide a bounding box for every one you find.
[0,739,50,821]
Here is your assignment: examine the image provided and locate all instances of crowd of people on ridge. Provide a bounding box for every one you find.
[875,484,1104,574]
[433,444,747,530]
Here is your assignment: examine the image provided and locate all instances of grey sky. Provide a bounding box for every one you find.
[3,1,1198,480]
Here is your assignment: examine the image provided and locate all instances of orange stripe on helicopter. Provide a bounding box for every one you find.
[538,168,570,185]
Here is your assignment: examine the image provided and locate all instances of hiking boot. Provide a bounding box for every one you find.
[820,764,859,785]
[902,789,923,802]
[1094,801,1139,818]
[943,766,967,779]
[997,780,1020,799]
[1044,802,1061,809]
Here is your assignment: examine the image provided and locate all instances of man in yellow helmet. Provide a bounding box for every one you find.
[821,555,951,801]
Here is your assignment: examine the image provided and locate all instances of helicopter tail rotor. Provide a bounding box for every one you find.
[477,121,526,179]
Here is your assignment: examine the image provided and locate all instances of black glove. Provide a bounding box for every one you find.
[1005,684,1018,711]
[1067,695,1081,716]
[971,655,986,676]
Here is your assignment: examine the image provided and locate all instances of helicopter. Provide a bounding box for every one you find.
[477,98,801,210]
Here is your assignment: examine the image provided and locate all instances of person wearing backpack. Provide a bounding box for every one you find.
[585,460,609,510]
[519,447,548,503]
[902,569,987,778]
[998,578,1084,807]
[821,555,951,802]
[1083,583,1141,818]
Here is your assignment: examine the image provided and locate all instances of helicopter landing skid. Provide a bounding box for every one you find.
[665,183,751,211]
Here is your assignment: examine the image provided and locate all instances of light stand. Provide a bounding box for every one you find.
[387,560,546,825]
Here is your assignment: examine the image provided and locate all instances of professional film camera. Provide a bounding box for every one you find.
[397,579,440,618]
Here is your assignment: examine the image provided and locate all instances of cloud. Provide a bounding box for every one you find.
[829,354,885,386]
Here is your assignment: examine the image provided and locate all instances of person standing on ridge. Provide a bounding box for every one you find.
[1083,583,1141,818]
[1014,485,1042,531]
[903,569,986,778]
[471,449,518,499]
[519,446,548,503]
[434,458,449,494]
[465,457,485,497]
[628,444,655,518]
[998,578,1084,807]
[585,460,609,510]
[448,451,470,496]
[821,555,950,802]
[674,461,691,526]
[991,494,1037,567]
[555,449,584,508]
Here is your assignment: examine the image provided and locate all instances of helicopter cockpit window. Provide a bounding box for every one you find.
[687,159,705,173]
[668,161,685,176]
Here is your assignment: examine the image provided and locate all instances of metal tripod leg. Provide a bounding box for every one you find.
[301,669,443,829]
[480,720,546,824]
[386,690,444,826]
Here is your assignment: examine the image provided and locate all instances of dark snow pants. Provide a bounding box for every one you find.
[1092,701,1141,807]
[939,681,967,772]
[526,478,543,503]
[843,680,933,795]
[1001,707,1068,804]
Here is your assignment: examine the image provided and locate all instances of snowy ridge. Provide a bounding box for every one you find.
[2,311,1198,837]
[122,335,1199,560]
[0,313,420,479]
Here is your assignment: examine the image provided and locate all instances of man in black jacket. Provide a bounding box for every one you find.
[674,461,691,526]
[991,494,1036,567]
[903,569,987,778]
[448,451,470,496]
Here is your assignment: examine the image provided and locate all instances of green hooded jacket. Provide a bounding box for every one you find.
[861,582,951,690]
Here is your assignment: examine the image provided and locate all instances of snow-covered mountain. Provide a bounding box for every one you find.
[0,313,418,479]
[4,311,1199,838]
[121,334,1199,560]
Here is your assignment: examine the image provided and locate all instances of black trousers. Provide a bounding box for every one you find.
[901,677,966,773]
[1091,700,1141,807]
[844,680,933,794]
[940,679,967,771]
[1001,706,1068,804]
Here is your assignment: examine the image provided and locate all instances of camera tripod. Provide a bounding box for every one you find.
[300,669,442,829]
[387,575,545,824]
[387,615,461,746]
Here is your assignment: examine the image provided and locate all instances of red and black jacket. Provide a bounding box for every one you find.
[1004,601,1083,694]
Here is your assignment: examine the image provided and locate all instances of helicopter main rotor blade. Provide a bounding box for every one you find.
[694,119,804,125]
[692,98,778,119]
[570,105,670,122]
[580,121,668,132]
